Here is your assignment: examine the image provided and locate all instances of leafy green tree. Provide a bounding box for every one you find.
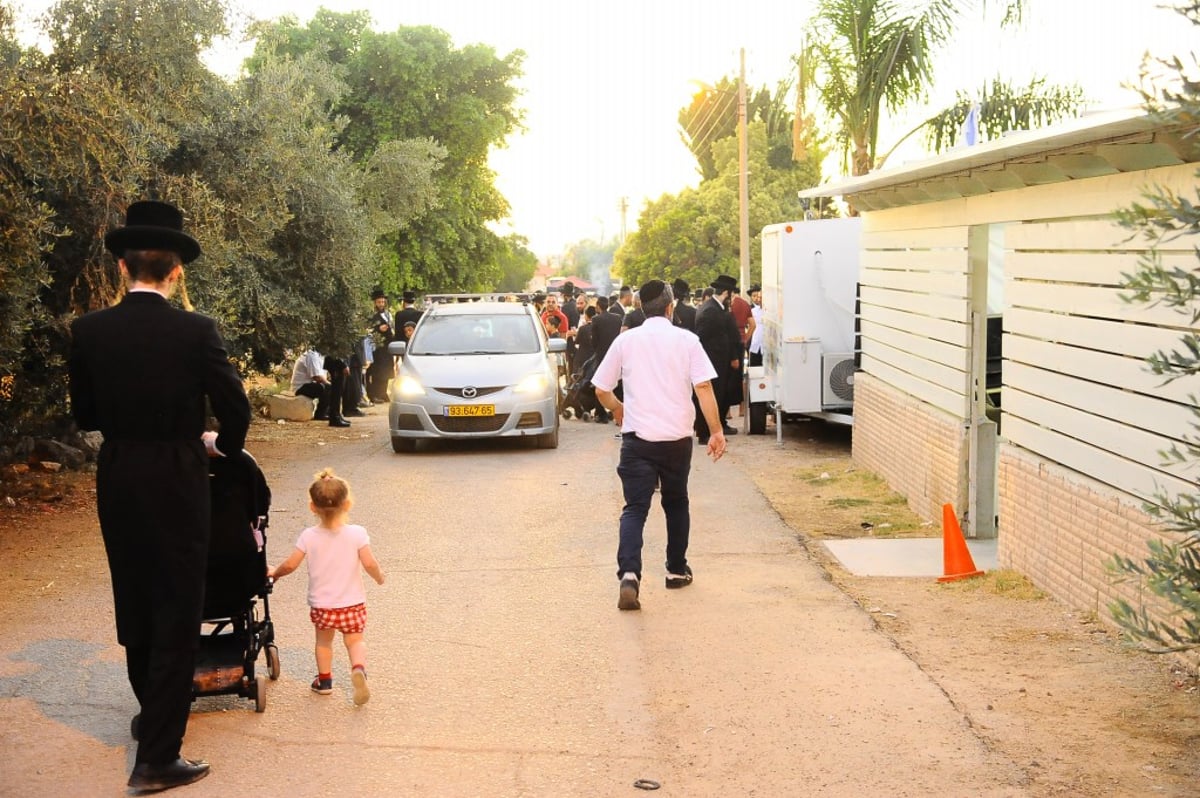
[679,78,797,181]
[617,119,826,289]
[1107,0,1200,654]
[249,15,524,293]
[562,238,618,290]
[493,235,538,293]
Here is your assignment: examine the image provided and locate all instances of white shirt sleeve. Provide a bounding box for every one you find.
[688,336,718,386]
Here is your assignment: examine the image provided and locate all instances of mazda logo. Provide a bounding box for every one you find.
[462,386,478,398]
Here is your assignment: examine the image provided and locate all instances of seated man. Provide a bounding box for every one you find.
[291,348,350,427]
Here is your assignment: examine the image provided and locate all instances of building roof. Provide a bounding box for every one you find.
[799,107,1200,212]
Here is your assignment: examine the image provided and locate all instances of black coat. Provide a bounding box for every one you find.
[672,301,697,333]
[69,292,251,648]
[590,309,622,365]
[694,297,741,370]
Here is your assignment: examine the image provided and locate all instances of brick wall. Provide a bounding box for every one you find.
[998,443,1162,616]
[851,373,969,525]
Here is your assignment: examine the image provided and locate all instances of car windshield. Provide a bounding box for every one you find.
[408,313,540,356]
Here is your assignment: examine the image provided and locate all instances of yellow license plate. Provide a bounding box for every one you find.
[446,404,495,417]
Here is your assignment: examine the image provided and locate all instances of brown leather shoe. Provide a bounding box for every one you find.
[128,758,210,792]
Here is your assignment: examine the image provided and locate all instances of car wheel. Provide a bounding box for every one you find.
[391,436,418,453]
[537,422,559,449]
[749,402,767,435]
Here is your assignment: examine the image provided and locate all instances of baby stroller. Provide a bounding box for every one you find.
[192,450,279,712]
[562,355,599,420]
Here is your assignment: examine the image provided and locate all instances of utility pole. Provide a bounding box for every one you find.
[738,48,750,293]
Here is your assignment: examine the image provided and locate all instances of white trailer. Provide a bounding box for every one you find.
[748,217,862,437]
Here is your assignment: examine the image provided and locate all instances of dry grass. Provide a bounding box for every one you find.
[940,568,1048,601]
[792,464,930,539]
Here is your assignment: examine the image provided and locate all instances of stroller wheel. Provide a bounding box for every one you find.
[266,644,281,681]
[254,675,267,713]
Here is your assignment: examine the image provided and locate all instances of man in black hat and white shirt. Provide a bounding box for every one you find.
[69,200,251,791]
[591,279,726,611]
[693,274,743,444]
[365,288,394,403]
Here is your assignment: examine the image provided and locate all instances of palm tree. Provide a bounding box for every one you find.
[801,0,1071,178]
[803,0,962,176]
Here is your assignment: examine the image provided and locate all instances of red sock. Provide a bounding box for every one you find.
[318,672,332,680]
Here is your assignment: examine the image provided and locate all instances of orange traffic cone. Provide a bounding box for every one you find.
[937,503,984,583]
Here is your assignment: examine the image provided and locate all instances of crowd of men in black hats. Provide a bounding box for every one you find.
[552,274,757,446]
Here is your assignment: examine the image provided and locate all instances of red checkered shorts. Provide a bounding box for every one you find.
[310,603,367,634]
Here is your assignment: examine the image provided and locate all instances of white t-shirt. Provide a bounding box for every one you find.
[295,523,370,609]
[591,316,717,441]
[749,304,764,354]
[290,350,326,393]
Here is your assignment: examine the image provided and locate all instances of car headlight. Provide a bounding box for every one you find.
[396,375,426,397]
[514,373,548,394]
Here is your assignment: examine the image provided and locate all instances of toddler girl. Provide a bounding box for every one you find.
[269,468,384,705]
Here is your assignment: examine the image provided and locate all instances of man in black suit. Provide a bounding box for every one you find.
[589,294,623,423]
[365,287,394,403]
[395,289,424,337]
[671,278,696,333]
[68,201,251,793]
[693,274,742,444]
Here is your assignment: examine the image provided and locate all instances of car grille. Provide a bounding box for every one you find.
[431,414,510,433]
[435,386,505,398]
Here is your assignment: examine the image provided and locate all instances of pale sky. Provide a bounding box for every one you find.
[13,0,1199,256]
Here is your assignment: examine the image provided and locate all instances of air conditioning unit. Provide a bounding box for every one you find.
[821,353,856,408]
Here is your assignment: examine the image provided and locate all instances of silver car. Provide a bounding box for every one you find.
[386,301,566,452]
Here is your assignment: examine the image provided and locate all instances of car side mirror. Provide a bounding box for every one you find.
[547,338,568,353]
[387,341,407,356]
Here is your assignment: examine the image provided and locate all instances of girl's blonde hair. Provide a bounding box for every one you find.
[309,467,351,522]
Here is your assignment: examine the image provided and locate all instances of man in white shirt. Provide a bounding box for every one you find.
[291,349,350,426]
[592,279,726,611]
[748,284,764,367]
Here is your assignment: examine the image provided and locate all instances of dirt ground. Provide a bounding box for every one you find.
[736,414,1199,796]
[2,413,1198,796]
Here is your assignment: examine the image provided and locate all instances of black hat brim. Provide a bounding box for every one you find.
[105,226,201,264]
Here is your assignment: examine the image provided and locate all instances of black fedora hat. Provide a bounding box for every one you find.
[371,287,387,300]
[104,201,201,264]
[710,274,738,294]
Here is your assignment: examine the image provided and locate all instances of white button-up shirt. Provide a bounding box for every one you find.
[290,350,326,393]
[591,316,717,441]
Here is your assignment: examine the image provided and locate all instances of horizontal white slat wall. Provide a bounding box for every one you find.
[1005,218,1200,504]
[858,227,972,419]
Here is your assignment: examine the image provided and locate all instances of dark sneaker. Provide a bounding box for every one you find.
[311,676,333,695]
[618,575,640,611]
[351,668,370,706]
[665,565,693,589]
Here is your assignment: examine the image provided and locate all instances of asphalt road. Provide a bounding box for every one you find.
[0,412,1029,796]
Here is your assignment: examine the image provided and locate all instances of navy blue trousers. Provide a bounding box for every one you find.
[616,433,693,580]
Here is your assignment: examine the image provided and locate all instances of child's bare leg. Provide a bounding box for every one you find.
[315,627,336,674]
[343,632,367,670]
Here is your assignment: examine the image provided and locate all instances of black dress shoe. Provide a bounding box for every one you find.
[343,409,366,417]
[328,417,352,428]
[722,425,739,436]
[128,758,210,792]
[313,412,329,421]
